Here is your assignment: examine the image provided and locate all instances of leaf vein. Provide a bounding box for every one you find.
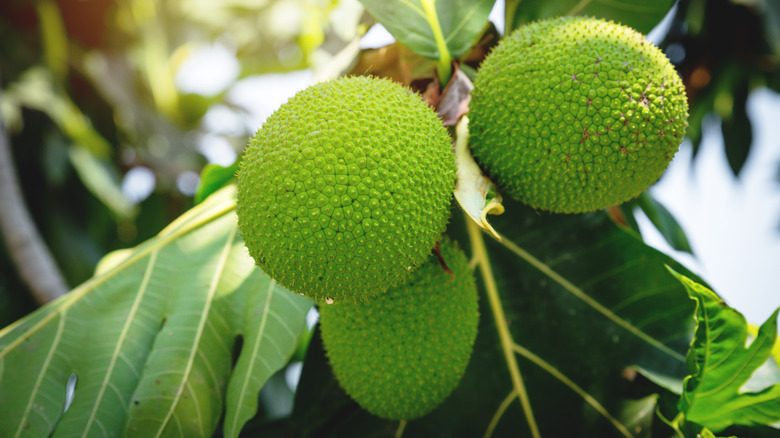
[154,224,237,438]
[83,251,159,437]
[14,311,66,438]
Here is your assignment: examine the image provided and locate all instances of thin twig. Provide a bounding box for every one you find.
[0,79,68,304]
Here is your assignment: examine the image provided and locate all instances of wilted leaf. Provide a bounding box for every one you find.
[437,65,473,126]
[453,117,504,240]
[348,42,437,86]
[0,186,312,437]
[671,269,780,433]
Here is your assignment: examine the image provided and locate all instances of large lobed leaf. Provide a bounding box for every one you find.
[672,270,780,433]
[0,186,312,437]
[289,200,698,437]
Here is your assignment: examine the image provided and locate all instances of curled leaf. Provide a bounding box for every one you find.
[453,116,504,240]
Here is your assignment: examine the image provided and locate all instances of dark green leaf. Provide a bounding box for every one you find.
[505,0,676,35]
[721,80,752,176]
[671,269,780,432]
[614,202,643,240]
[291,327,396,438]
[195,162,239,205]
[358,0,496,60]
[636,192,693,254]
[291,200,698,437]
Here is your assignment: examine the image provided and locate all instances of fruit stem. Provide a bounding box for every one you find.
[466,219,541,438]
[420,0,453,86]
[395,420,407,438]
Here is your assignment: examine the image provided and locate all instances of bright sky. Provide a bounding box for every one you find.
[642,89,780,326]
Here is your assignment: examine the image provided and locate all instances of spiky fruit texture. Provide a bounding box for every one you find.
[469,17,689,213]
[318,239,479,420]
[237,76,455,303]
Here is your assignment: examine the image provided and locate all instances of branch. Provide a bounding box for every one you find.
[0,82,68,304]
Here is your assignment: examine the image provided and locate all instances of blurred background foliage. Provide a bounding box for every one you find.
[0,0,366,325]
[0,0,778,335]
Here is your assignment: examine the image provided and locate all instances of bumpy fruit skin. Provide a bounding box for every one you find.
[318,239,479,420]
[469,17,689,213]
[237,76,456,303]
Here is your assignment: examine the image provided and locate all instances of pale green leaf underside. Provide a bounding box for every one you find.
[672,270,780,432]
[0,186,312,437]
[223,276,312,438]
[359,0,494,60]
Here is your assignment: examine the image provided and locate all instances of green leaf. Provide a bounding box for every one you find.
[36,0,68,81]
[721,79,752,176]
[290,200,698,437]
[4,67,134,219]
[505,0,676,35]
[69,146,138,220]
[700,429,738,438]
[636,192,693,254]
[222,275,312,437]
[195,162,239,205]
[671,269,780,432]
[358,0,495,81]
[0,186,312,437]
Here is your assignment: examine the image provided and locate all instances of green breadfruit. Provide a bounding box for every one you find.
[318,239,479,420]
[237,76,456,303]
[469,16,689,213]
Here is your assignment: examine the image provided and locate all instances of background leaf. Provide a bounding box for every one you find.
[358,0,495,60]
[634,192,693,254]
[0,186,311,437]
[672,270,780,432]
[505,0,676,35]
[195,162,239,205]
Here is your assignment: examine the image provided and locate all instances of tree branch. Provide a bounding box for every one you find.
[0,82,68,304]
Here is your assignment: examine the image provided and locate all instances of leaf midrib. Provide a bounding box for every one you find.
[0,189,236,355]
[15,312,67,438]
[226,279,278,436]
[154,222,238,437]
[499,233,686,362]
[82,251,160,437]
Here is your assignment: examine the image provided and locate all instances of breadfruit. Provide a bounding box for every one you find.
[237,76,456,302]
[318,239,479,420]
[469,16,689,213]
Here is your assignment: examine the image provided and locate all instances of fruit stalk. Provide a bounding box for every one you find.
[466,219,540,438]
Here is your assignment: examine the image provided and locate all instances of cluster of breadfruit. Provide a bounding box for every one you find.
[236,17,688,420]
